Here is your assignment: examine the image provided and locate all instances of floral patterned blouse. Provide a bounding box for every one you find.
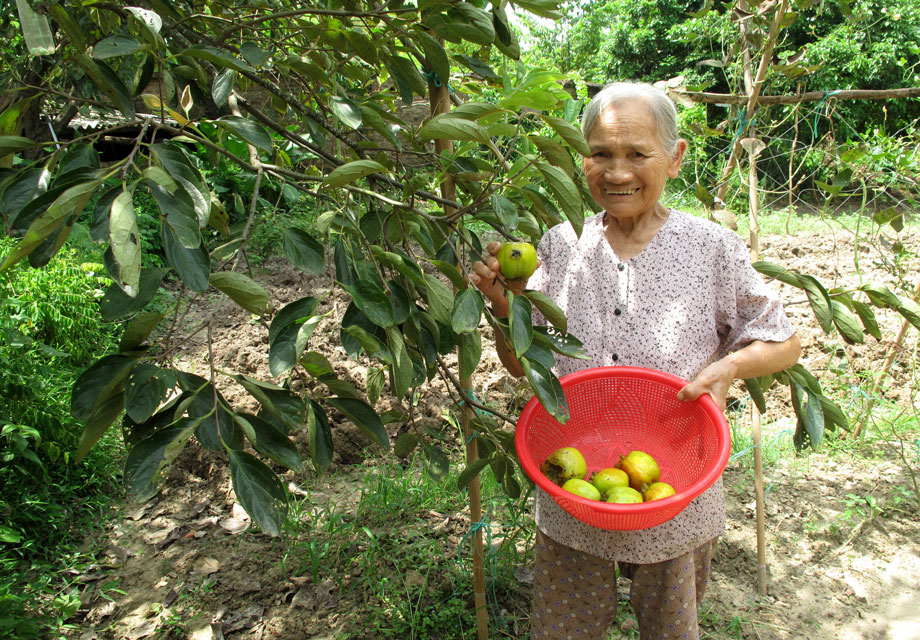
[525,208,795,564]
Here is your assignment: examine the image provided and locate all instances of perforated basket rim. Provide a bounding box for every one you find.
[515,366,731,528]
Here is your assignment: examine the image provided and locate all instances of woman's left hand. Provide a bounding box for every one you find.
[677,359,735,410]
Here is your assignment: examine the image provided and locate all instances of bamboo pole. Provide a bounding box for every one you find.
[428,79,490,639]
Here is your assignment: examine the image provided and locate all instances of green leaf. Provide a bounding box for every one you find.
[329,95,363,130]
[831,299,864,344]
[851,300,881,340]
[533,326,589,359]
[894,296,920,331]
[521,357,569,423]
[183,46,256,74]
[509,293,534,358]
[323,159,388,188]
[394,432,419,458]
[343,324,393,364]
[71,355,138,421]
[212,68,235,107]
[239,42,271,67]
[232,374,307,432]
[0,135,36,156]
[799,274,834,333]
[449,102,505,121]
[93,35,142,59]
[509,0,563,20]
[458,330,481,380]
[162,223,211,292]
[217,116,273,152]
[342,279,396,328]
[73,55,135,118]
[415,30,451,87]
[386,326,414,398]
[269,313,325,377]
[307,399,334,473]
[283,227,326,275]
[0,179,100,273]
[124,364,174,423]
[522,290,567,333]
[101,267,169,321]
[424,275,454,325]
[210,271,270,315]
[269,297,321,343]
[451,287,483,334]
[540,115,591,156]
[228,449,288,537]
[120,311,168,352]
[859,283,900,308]
[536,163,583,236]
[817,395,849,432]
[124,418,202,499]
[108,191,141,297]
[428,259,467,290]
[388,54,427,98]
[300,351,334,378]
[235,413,302,471]
[366,366,386,405]
[152,143,210,227]
[76,393,126,462]
[327,397,389,448]
[743,378,767,414]
[418,115,491,145]
[458,457,491,490]
[790,381,824,450]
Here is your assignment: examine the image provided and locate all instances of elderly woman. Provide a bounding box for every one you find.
[470,82,801,639]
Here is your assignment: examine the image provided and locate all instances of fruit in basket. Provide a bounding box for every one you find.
[616,450,661,492]
[541,447,587,485]
[642,482,676,502]
[590,468,630,495]
[605,486,643,504]
[496,242,537,280]
[561,478,602,501]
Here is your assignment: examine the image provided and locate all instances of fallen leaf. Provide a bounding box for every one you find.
[193,557,220,576]
[124,619,157,639]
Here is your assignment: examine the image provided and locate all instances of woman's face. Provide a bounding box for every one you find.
[582,100,686,224]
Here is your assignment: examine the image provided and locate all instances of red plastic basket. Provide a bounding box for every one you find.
[515,366,730,531]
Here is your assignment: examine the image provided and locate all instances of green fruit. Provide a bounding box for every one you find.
[561,478,602,501]
[590,467,630,495]
[605,486,643,504]
[541,446,587,486]
[496,242,537,280]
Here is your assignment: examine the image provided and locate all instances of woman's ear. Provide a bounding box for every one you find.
[668,138,688,178]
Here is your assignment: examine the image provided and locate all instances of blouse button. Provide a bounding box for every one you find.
[617,263,625,271]
[612,353,619,361]
[614,308,622,316]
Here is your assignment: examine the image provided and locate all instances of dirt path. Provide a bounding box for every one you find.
[67,228,920,640]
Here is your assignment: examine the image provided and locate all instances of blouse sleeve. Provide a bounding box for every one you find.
[716,233,795,353]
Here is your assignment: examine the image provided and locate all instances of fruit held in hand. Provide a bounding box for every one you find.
[590,468,630,495]
[605,485,643,504]
[616,450,661,493]
[561,478,602,501]
[541,447,587,486]
[642,482,676,502]
[496,242,537,280]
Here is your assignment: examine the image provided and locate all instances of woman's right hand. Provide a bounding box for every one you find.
[469,241,532,317]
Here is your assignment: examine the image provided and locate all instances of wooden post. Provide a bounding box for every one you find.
[752,406,769,596]
[428,79,490,640]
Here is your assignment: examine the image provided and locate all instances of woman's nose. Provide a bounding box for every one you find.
[603,158,632,181]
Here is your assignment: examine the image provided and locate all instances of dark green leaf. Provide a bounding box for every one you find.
[743,378,767,414]
[76,393,125,462]
[536,163,583,236]
[183,46,256,74]
[798,274,833,333]
[831,299,864,344]
[283,227,325,275]
[859,283,900,308]
[229,449,287,537]
[125,363,174,423]
[509,293,534,358]
[851,300,881,340]
[342,279,395,328]
[233,374,306,432]
[415,30,451,86]
[235,413,302,471]
[790,381,824,450]
[212,68,234,106]
[0,136,36,156]
[101,267,169,321]
[307,399,334,473]
[162,223,210,292]
[522,290,567,332]
[366,366,386,405]
[327,397,389,448]
[124,418,201,499]
[539,115,590,157]
[74,55,135,118]
[239,42,271,66]
[894,296,920,331]
[533,326,589,359]
[329,96,363,130]
[423,442,450,479]
[71,355,137,420]
[120,311,168,352]
[269,314,324,377]
[521,358,569,423]
[386,326,414,398]
[323,159,388,188]
[458,330,481,380]
[458,457,491,490]
[217,116,273,152]
[451,287,483,334]
[418,115,491,145]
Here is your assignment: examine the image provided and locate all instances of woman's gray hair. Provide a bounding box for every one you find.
[581,82,681,154]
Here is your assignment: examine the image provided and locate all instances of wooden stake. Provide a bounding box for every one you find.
[752,406,769,596]
[428,78,490,640]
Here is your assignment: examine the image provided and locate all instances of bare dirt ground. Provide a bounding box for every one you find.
[66,225,920,640]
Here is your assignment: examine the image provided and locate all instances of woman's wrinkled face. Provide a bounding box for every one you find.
[582,100,686,224]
